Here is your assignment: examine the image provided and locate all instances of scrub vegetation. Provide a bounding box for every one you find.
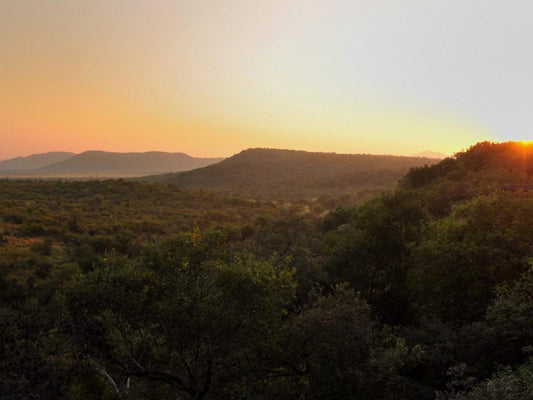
[1,142,533,399]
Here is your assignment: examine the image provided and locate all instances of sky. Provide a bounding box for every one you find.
[1,0,532,160]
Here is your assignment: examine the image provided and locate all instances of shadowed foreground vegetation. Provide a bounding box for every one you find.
[1,142,533,399]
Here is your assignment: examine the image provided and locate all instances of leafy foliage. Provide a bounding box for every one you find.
[2,141,533,399]
[62,234,295,399]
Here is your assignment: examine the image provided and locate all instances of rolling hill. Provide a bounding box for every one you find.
[0,152,76,171]
[400,141,533,215]
[0,151,224,176]
[144,148,439,199]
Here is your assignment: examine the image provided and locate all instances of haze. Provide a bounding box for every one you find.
[2,0,531,160]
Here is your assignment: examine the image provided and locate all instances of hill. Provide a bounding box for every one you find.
[402,141,533,189]
[144,148,438,199]
[2,151,223,176]
[3,142,533,398]
[0,152,75,171]
[400,141,533,215]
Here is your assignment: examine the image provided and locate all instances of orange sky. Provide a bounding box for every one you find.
[3,1,529,160]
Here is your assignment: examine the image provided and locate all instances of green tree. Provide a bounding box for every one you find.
[438,358,533,400]
[326,191,427,324]
[0,305,67,399]
[285,285,421,400]
[407,194,533,323]
[484,267,533,366]
[62,232,295,399]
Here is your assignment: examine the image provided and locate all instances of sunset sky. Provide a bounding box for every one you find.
[1,1,532,160]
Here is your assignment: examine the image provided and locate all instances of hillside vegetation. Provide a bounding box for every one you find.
[1,141,533,399]
[400,140,533,215]
[145,148,439,200]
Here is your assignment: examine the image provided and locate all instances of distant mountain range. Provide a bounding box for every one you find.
[0,151,223,176]
[411,150,447,159]
[143,148,439,199]
[0,149,442,198]
[0,152,76,170]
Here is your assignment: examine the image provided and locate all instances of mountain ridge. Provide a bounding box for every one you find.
[411,150,447,159]
[143,147,439,199]
[36,150,223,174]
[0,150,224,176]
[0,152,76,171]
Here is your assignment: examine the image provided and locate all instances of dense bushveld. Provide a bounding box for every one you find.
[1,142,533,399]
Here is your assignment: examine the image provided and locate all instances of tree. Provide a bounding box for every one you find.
[62,232,295,399]
[284,285,422,400]
[407,194,533,323]
[326,191,427,324]
[437,358,533,400]
[484,267,533,366]
[0,305,67,399]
